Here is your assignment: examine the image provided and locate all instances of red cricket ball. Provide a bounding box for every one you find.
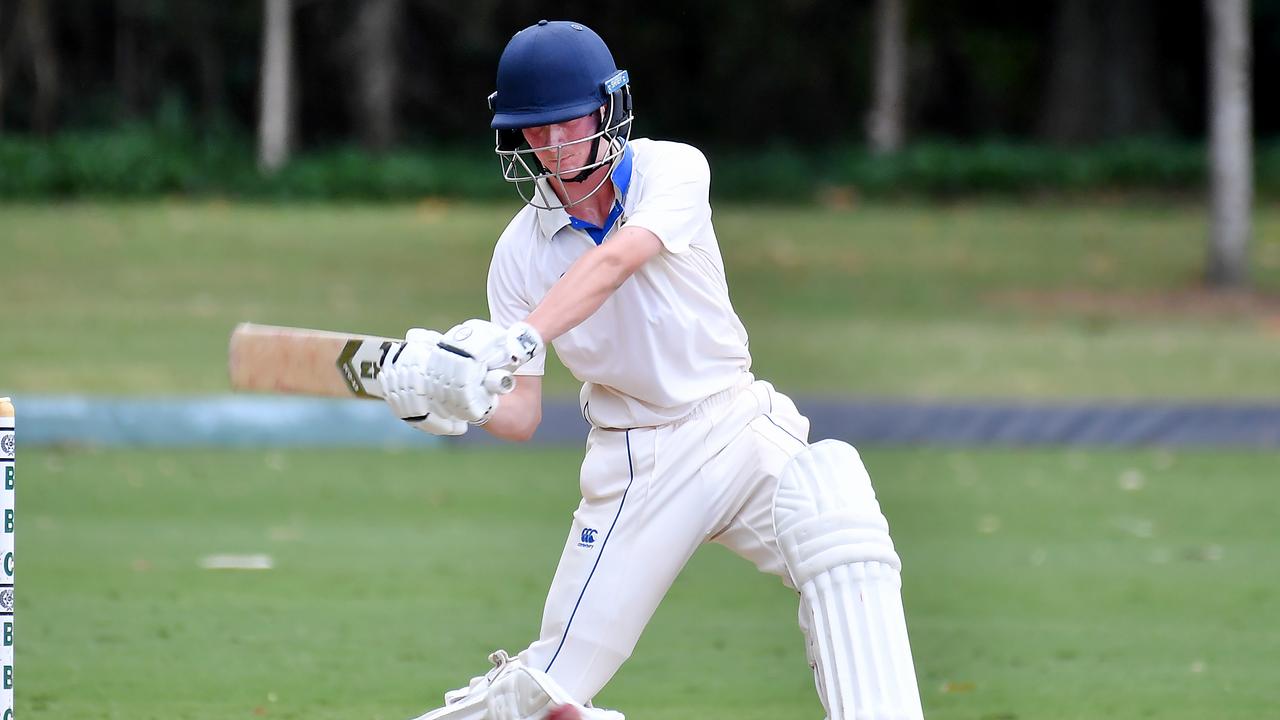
[547,704,581,720]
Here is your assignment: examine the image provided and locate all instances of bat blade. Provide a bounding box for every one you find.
[229,323,395,400]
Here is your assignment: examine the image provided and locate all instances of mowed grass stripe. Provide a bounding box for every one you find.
[2,201,1279,398]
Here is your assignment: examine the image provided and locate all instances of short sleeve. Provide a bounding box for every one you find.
[623,144,712,255]
[487,234,546,376]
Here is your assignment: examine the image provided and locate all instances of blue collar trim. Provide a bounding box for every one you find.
[567,143,633,246]
[613,142,634,198]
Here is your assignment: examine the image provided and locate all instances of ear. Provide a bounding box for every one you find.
[497,128,525,151]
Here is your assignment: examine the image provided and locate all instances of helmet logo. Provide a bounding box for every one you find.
[604,70,629,94]
[570,23,584,31]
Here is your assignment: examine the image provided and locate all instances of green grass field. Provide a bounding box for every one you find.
[17,445,1278,719]
[3,200,1279,398]
[5,200,1279,718]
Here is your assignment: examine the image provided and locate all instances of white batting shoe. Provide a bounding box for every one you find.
[409,650,520,720]
[485,666,624,720]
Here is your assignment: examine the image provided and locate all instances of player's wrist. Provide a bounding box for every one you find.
[506,321,544,369]
[470,400,495,426]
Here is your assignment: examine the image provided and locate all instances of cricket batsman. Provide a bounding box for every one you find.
[378,19,926,720]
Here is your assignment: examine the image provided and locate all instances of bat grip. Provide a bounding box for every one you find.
[483,369,516,395]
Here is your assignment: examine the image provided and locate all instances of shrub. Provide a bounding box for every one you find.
[2,126,1278,202]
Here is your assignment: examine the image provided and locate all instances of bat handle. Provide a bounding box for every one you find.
[483,369,516,395]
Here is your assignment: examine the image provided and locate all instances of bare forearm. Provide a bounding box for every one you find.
[525,227,663,342]
[481,377,542,442]
[526,247,631,342]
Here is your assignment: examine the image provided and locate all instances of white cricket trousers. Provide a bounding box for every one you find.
[517,378,811,703]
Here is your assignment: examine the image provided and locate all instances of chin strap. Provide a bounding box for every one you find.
[564,112,606,184]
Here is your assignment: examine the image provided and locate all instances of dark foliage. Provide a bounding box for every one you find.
[2,1,1279,144]
[4,125,1277,200]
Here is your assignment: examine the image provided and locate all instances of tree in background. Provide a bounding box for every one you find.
[1098,1,1163,138]
[258,0,295,173]
[348,0,402,151]
[0,0,8,131]
[0,2,1276,165]
[868,0,907,154]
[1039,0,1164,143]
[1206,0,1253,287]
[114,0,145,120]
[182,0,227,130]
[6,0,60,134]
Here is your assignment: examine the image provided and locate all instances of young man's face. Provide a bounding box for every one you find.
[521,109,603,177]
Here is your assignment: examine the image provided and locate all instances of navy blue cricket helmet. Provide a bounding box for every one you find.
[488,20,634,209]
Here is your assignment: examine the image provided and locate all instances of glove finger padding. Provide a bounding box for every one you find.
[378,328,469,436]
[379,347,435,419]
[405,327,443,346]
[426,347,500,424]
[409,412,468,436]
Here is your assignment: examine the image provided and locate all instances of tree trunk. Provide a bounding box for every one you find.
[195,30,226,129]
[1039,0,1164,143]
[867,0,907,154]
[1206,0,1252,288]
[20,0,58,134]
[350,0,400,151]
[1039,0,1102,144]
[0,1,8,131]
[115,0,142,120]
[258,0,295,173]
[186,0,226,129]
[1100,0,1162,137]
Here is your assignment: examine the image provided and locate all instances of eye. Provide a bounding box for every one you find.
[522,127,547,146]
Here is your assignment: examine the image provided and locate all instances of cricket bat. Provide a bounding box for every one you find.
[229,322,514,400]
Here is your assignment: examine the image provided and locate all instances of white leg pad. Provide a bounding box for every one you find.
[775,440,924,720]
[486,666,625,720]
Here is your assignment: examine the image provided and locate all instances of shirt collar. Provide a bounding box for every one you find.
[611,141,634,199]
[535,142,634,240]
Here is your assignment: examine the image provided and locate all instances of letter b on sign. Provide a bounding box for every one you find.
[3,466,11,490]
[2,621,10,646]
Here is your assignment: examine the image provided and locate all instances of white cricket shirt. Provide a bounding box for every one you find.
[487,137,752,428]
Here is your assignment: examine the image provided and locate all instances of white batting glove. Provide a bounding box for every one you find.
[424,345,501,425]
[425,319,539,424]
[378,328,467,436]
[438,319,545,372]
